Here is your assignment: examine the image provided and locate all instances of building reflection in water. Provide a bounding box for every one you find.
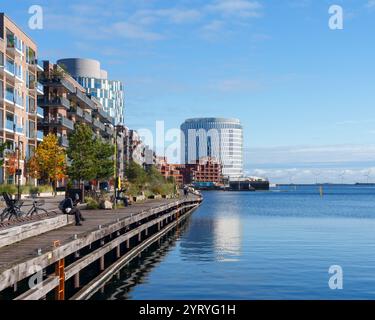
[179,213,242,262]
[214,216,242,262]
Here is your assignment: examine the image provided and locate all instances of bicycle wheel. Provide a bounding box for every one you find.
[29,207,48,217]
[0,208,10,222]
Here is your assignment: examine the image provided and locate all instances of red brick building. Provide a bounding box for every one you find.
[156,157,184,186]
[189,157,223,185]
[156,157,223,186]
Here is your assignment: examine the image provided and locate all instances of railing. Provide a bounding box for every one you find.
[16,126,23,134]
[37,106,44,118]
[37,131,44,141]
[36,82,43,93]
[76,89,95,109]
[43,115,74,130]
[5,89,14,102]
[105,126,114,136]
[59,136,69,147]
[94,108,112,123]
[37,59,44,70]
[43,77,75,93]
[14,95,24,108]
[5,120,14,131]
[83,112,92,123]
[60,117,74,130]
[93,118,105,131]
[5,59,15,75]
[38,97,70,109]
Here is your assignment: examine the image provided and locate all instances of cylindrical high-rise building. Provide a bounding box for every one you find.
[181,118,243,179]
[57,58,125,125]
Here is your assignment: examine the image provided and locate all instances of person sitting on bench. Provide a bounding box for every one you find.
[60,194,85,226]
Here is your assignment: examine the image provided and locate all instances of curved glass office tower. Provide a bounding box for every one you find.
[181,118,243,179]
[57,58,124,125]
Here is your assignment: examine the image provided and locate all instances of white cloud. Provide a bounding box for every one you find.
[245,144,375,165]
[132,8,202,24]
[246,167,375,184]
[110,22,164,41]
[366,0,375,8]
[206,0,262,17]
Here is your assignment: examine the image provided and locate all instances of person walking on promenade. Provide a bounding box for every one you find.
[183,185,189,198]
[59,193,85,226]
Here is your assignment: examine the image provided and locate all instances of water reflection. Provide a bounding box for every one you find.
[214,217,242,262]
[91,221,191,300]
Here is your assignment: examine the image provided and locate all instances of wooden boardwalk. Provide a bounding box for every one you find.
[0,197,186,273]
[0,195,202,299]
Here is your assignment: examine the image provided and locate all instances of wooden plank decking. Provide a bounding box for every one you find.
[0,197,181,272]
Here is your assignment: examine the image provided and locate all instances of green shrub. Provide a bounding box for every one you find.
[85,197,99,210]
[38,185,53,193]
[0,184,17,195]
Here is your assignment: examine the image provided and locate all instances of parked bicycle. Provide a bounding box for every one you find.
[0,192,25,222]
[0,192,49,222]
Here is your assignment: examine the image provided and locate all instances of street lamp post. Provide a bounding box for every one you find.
[13,124,21,200]
[113,125,118,209]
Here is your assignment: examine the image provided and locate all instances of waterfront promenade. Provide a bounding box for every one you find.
[0,194,202,300]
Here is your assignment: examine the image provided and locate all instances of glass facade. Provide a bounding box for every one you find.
[74,77,124,125]
[181,118,244,179]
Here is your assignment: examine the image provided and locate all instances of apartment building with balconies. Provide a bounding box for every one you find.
[38,61,114,148]
[0,13,44,184]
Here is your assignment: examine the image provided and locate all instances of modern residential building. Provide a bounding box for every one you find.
[38,61,114,148]
[56,58,124,125]
[0,13,44,185]
[156,157,184,186]
[180,118,243,179]
[189,157,223,185]
[124,129,145,167]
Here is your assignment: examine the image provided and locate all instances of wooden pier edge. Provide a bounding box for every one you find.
[71,205,199,300]
[1,196,202,300]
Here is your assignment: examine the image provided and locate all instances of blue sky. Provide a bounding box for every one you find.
[3,0,375,183]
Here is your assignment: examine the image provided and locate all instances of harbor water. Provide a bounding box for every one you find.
[91,185,375,300]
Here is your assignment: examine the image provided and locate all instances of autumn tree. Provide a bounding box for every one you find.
[0,141,11,167]
[27,134,66,194]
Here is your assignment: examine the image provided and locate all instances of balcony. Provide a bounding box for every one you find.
[16,126,24,134]
[4,89,14,103]
[71,89,96,110]
[69,106,84,118]
[14,95,24,108]
[83,112,92,123]
[5,59,15,76]
[37,106,44,118]
[42,115,74,131]
[36,82,44,95]
[93,108,112,124]
[60,116,74,130]
[59,136,69,147]
[28,59,44,72]
[93,118,105,131]
[42,77,75,93]
[36,59,44,71]
[37,131,44,141]
[38,96,70,110]
[105,126,114,136]
[5,120,15,131]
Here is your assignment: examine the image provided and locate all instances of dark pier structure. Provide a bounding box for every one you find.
[0,195,202,300]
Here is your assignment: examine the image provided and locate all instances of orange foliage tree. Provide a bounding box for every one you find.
[6,151,18,177]
[27,134,67,194]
